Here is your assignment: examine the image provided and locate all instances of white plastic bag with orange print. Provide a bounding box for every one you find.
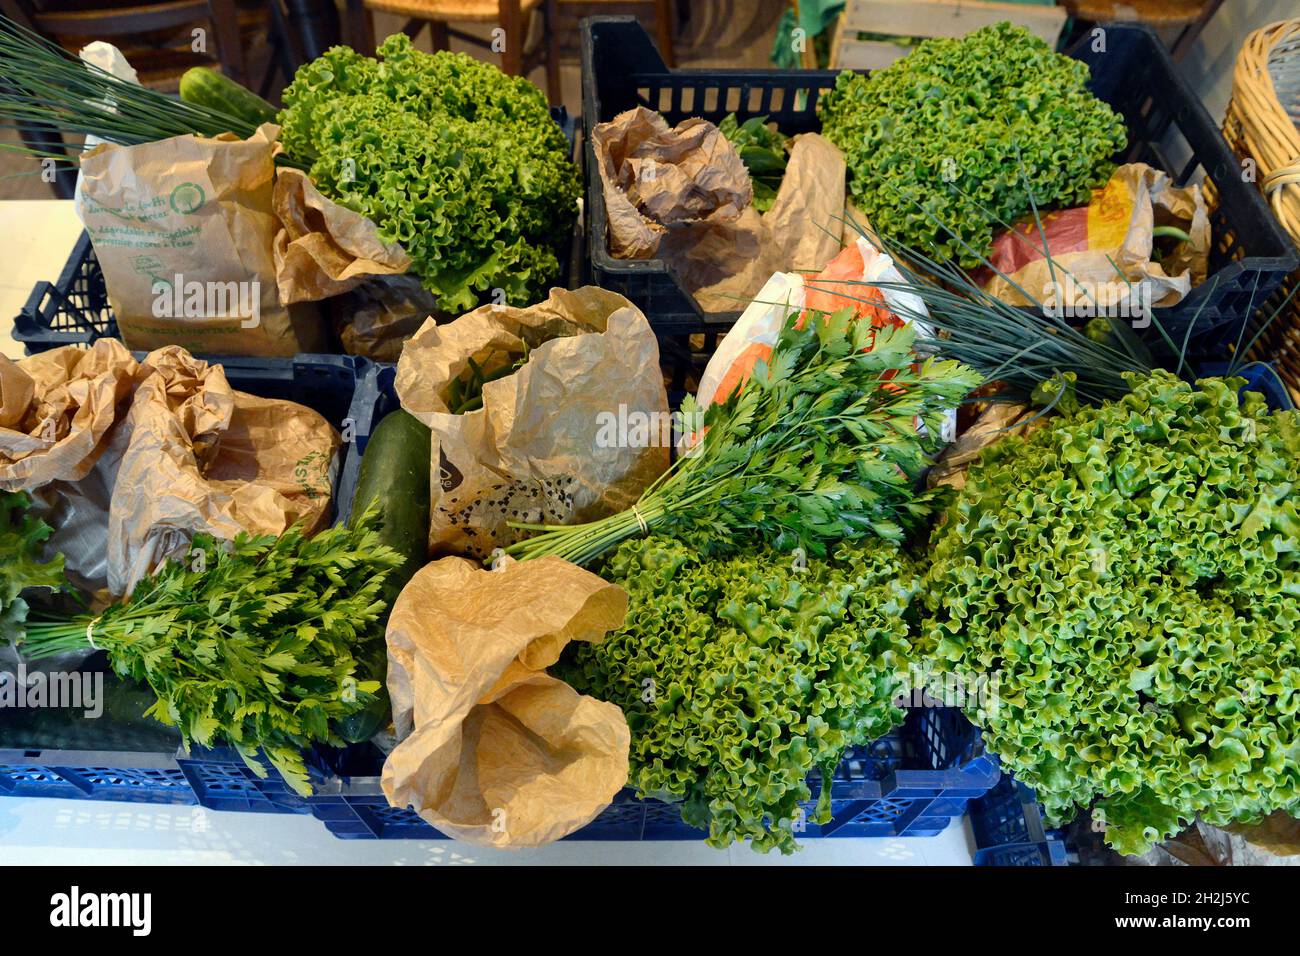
[694,236,951,439]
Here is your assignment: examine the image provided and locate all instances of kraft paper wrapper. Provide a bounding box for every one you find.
[272,167,411,305]
[592,107,751,259]
[103,346,339,597]
[0,343,338,600]
[982,163,1211,310]
[335,274,441,362]
[0,339,138,491]
[382,555,631,848]
[593,107,846,315]
[76,124,326,357]
[396,286,670,559]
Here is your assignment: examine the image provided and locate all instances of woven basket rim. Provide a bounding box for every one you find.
[1224,19,1300,398]
[1228,19,1300,226]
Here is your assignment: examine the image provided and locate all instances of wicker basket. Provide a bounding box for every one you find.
[1222,19,1300,403]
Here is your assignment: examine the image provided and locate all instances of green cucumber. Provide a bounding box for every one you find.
[349,409,432,598]
[179,67,278,130]
[336,409,432,744]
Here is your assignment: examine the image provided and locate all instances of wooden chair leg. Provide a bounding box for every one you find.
[345,0,376,56]
[542,0,561,104]
[266,0,305,94]
[1168,0,1226,62]
[279,0,341,61]
[207,0,248,85]
[17,121,76,200]
[654,0,675,67]
[401,17,425,42]
[429,18,450,51]
[499,0,524,75]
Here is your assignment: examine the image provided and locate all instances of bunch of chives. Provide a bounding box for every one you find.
[0,14,311,168]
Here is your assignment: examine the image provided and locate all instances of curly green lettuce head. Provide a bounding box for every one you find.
[921,371,1300,855]
[818,22,1126,268]
[278,34,579,313]
[557,535,917,853]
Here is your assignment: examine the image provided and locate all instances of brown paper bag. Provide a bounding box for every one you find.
[592,106,752,260]
[333,274,441,362]
[396,286,669,558]
[382,555,630,847]
[690,131,847,313]
[0,340,139,491]
[103,346,339,596]
[927,401,1048,492]
[592,107,847,315]
[77,125,326,356]
[272,168,411,305]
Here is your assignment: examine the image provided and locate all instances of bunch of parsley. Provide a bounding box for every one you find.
[509,310,982,565]
[278,34,579,313]
[22,512,401,793]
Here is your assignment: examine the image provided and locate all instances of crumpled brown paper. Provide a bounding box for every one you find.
[77,125,324,356]
[981,163,1211,310]
[1124,818,1300,867]
[396,286,669,558]
[592,107,847,315]
[0,343,338,600]
[333,274,441,362]
[101,346,339,596]
[592,106,752,260]
[272,167,410,305]
[382,555,631,848]
[0,340,139,491]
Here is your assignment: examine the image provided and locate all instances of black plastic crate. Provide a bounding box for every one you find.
[12,231,114,352]
[582,16,1299,342]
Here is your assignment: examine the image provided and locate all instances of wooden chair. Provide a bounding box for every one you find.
[2,0,270,198]
[548,1,677,67]
[0,0,257,87]
[346,0,562,104]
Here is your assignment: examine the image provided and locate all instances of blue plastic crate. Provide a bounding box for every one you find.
[970,775,1068,867]
[0,354,375,812]
[1196,359,1295,411]
[0,752,196,805]
[321,368,998,842]
[176,748,327,815]
[307,708,998,841]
